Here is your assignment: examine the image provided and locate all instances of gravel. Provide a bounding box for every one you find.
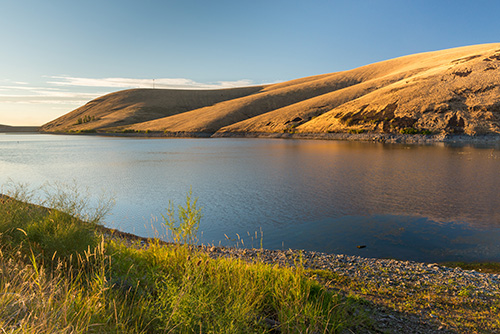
[201,246,500,333]
[202,246,500,298]
[104,228,500,333]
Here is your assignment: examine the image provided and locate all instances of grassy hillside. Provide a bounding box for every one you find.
[2,186,499,333]
[0,190,367,333]
[41,43,500,137]
[41,86,264,133]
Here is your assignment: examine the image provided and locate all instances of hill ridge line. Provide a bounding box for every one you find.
[41,43,500,138]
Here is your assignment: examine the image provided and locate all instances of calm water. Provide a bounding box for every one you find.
[1,133,500,262]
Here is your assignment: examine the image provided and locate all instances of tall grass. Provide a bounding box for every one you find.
[161,187,202,245]
[0,185,368,333]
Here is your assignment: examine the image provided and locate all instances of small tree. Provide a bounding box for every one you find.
[161,188,202,245]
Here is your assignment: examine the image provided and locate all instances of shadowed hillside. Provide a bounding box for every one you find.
[42,43,500,137]
[0,124,39,132]
[41,86,264,132]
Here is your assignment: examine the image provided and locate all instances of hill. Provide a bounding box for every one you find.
[40,86,264,133]
[41,43,500,137]
[0,124,39,132]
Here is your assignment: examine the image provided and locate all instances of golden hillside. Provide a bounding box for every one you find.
[42,43,500,137]
[41,86,264,132]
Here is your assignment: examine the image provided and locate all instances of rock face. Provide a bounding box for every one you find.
[42,43,500,137]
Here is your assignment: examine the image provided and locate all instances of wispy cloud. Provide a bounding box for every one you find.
[0,76,265,125]
[47,76,255,90]
[0,85,62,92]
[0,84,101,105]
[0,75,260,107]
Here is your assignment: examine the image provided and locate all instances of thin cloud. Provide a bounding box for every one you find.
[0,75,264,108]
[48,76,256,90]
[0,85,63,92]
[0,98,90,105]
[0,84,100,105]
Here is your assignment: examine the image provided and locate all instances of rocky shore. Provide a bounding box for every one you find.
[103,226,500,333]
[205,246,500,333]
[102,226,500,301]
[203,246,500,293]
[213,131,500,145]
[61,129,500,145]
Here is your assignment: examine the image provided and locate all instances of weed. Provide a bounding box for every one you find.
[74,115,96,125]
[161,187,202,244]
[399,127,432,135]
[440,261,500,274]
[400,127,419,134]
[0,184,375,333]
[76,129,97,134]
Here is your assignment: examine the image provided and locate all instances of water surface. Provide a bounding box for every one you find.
[1,133,499,262]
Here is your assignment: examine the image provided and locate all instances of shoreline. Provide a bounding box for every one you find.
[100,224,500,287]
[102,226,500,333]
[0,126,40,133]
[39,130,500,145]
[3,195,499,332]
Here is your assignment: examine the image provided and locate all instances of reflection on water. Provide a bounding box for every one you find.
[1,134,500,262]
[263,215,500,263]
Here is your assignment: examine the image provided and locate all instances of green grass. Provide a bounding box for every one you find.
[398,127,432,135]
[0,186,369,333]
[440,262,500,274]
[348,129,365,134]
[309,264,500,333]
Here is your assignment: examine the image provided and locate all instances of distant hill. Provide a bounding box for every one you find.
[42,43,500,137]
[0,124,39,133]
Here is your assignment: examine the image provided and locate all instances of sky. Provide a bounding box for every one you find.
[1,0,500,126]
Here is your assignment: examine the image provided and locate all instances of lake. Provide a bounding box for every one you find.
[1,133,500,262]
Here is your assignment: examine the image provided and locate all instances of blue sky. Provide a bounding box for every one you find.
[1,0,499,126]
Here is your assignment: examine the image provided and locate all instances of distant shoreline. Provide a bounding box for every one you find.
[0,125,40,133]
[39,130,500,144]
[213,131,500,144]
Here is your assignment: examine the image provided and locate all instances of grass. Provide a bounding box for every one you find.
[3,184,499,333]
[309,263,500,333]
[440,262,500,274]
[398,127,432,135]
[0,185,369,333]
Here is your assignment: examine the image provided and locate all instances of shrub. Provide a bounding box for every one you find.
[75,129,97,134]
[161,188,202,245]
[0,182,113,262]
[0,184,368,333]
[399,128,432,135]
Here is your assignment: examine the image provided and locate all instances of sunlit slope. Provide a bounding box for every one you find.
[218,43,500,135]
[126,72,365,133]
[40,86,264,132]
[42,43,500,136]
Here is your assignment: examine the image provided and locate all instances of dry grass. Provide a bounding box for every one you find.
[310,266,500,333]
[41,43,500,137]
[0,186,370,333]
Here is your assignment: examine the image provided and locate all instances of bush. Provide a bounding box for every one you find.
[399,128,432,135]
[0,182,113,262]
[0,184,369,333]
[76,129,97,134]
[161,188,202,244]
